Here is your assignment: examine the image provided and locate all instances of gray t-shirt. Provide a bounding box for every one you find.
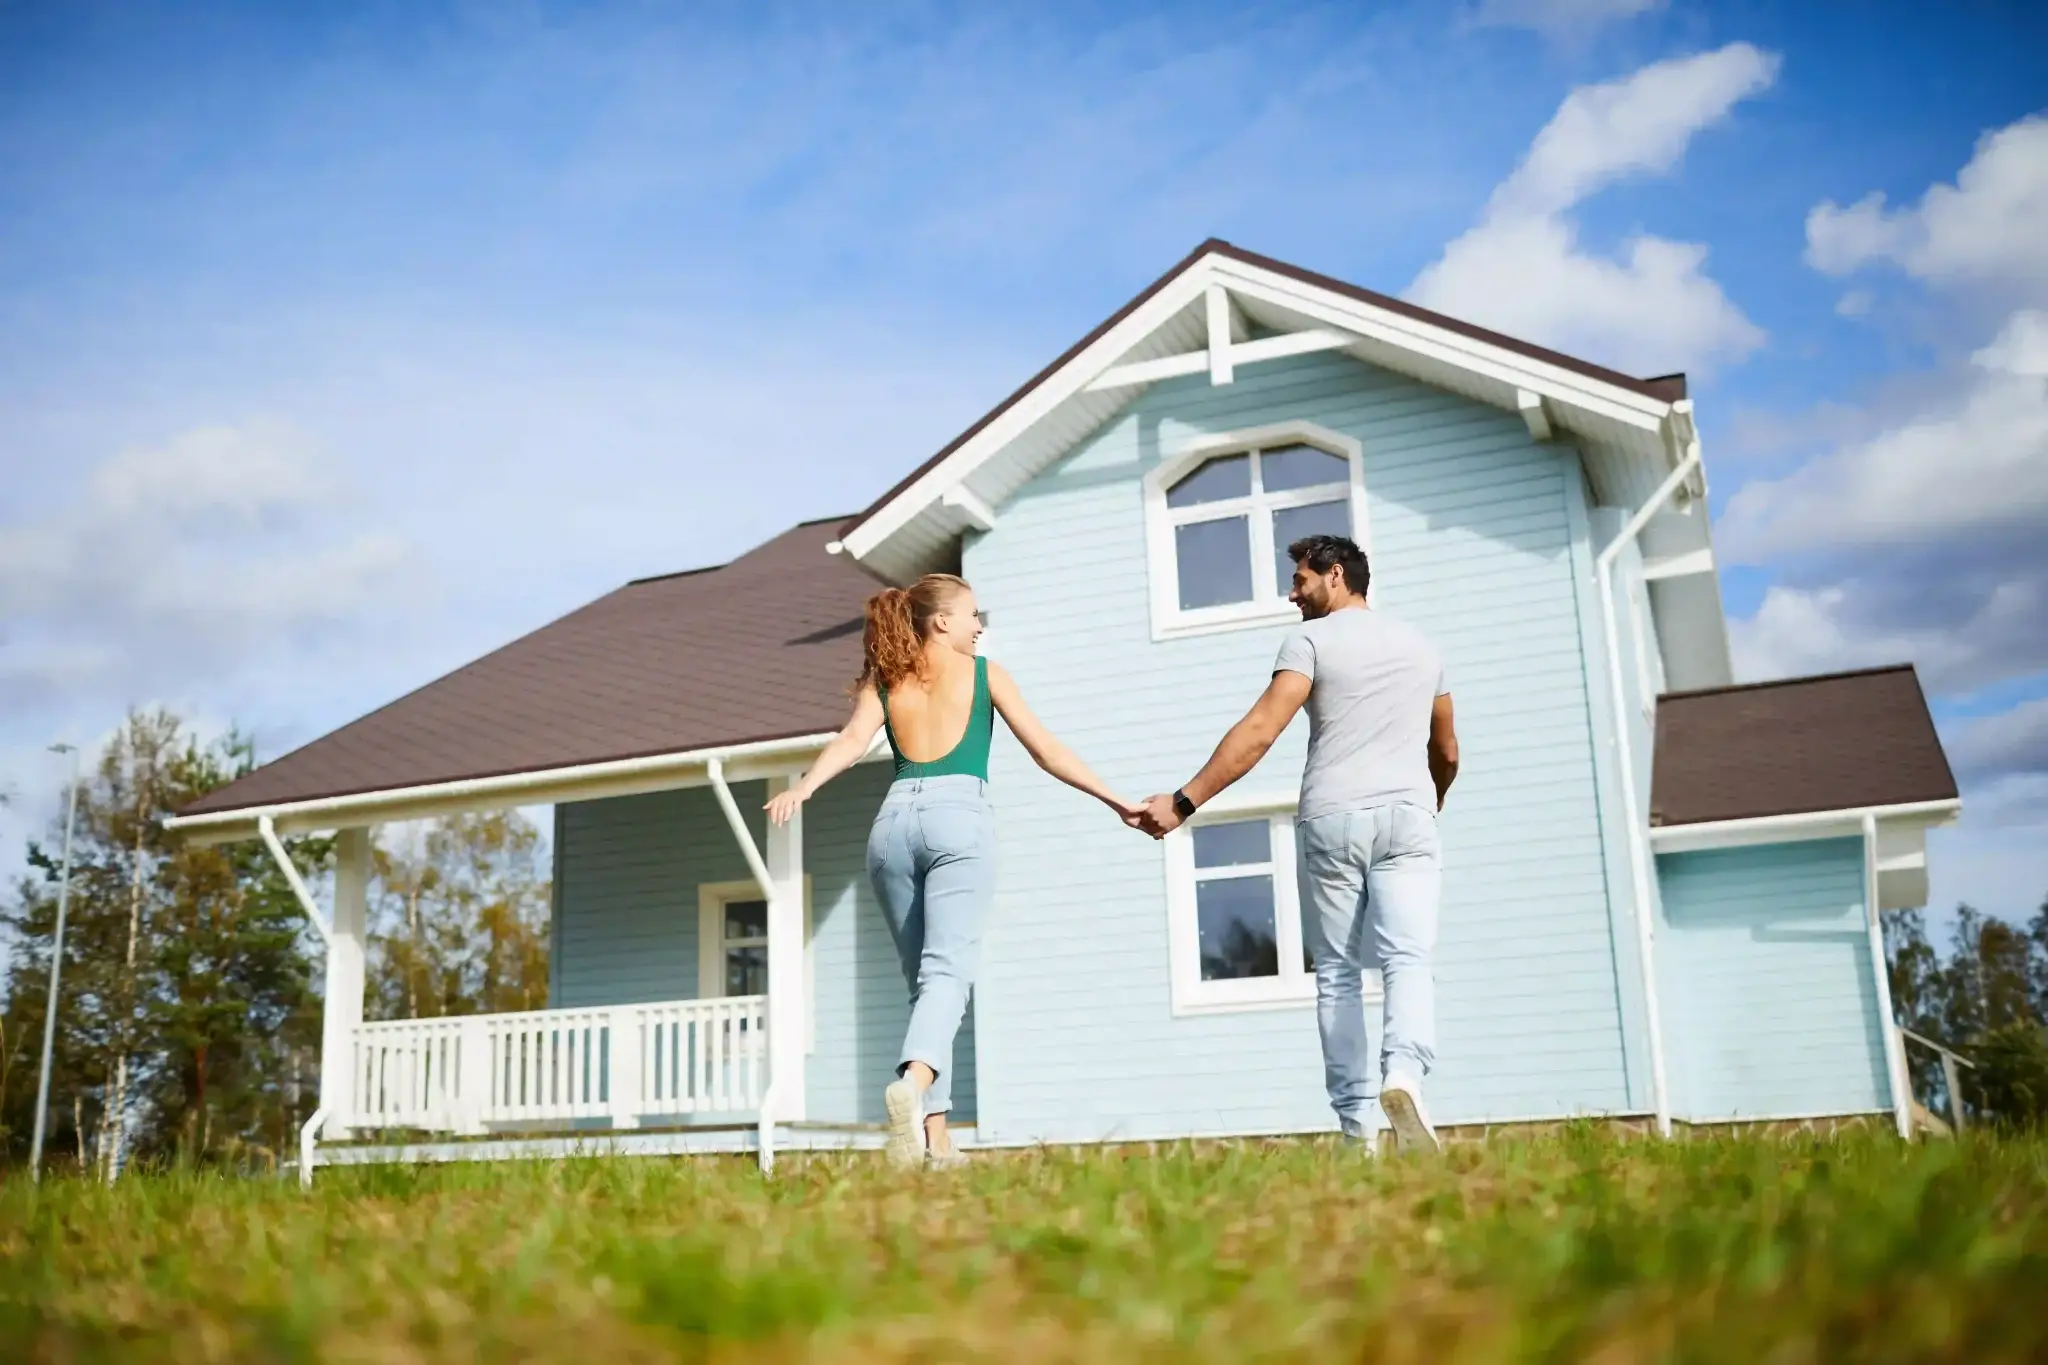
[1273,608,1447,821]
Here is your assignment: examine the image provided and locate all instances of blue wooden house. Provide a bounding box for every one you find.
[169,242,1960,1176]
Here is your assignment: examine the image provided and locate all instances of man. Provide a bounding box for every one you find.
[1138,534,1458,1153]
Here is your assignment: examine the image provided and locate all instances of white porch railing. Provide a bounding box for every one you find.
[348,996,768,1135]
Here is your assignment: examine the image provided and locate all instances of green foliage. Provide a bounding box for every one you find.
[1,1132,2045,1362]
[1885,896,2048,1129]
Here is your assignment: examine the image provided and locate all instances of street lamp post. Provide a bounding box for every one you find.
[29,743,83,1183]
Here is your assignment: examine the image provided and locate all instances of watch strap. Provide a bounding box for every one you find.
[1172,790,1197,820]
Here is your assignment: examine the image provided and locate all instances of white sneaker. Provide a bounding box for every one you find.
[1379,1072,1442,1155]
[883,1077,927,1169]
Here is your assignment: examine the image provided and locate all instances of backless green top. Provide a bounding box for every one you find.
[880,655,994,782]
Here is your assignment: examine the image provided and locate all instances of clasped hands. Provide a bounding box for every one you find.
[1111,792,1186,840]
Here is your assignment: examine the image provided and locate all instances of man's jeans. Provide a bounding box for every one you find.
[1296,802,1441,1136]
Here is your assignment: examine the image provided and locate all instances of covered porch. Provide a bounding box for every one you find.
[167,733,881,1181]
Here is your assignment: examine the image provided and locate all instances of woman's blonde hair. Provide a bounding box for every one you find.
[858,574,971,691]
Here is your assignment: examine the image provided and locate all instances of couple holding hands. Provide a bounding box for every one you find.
[765,533,1459,1168]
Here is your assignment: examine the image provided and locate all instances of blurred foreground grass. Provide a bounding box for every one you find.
[3,1128,2045,1363]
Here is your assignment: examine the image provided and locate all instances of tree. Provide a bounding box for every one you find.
[0,713,323,1173]
[1885,898,2048,1132]
[365,810,550,1021]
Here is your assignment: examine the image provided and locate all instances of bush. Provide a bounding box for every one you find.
[1972,1023,2048,1131]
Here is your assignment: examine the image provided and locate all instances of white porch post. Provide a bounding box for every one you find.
[765,774,807,1122]
[319,827,369,1139]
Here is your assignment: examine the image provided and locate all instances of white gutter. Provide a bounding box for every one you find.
[259,815,332,946]
[1864,812,1915,1140]
[1648,798,1962,849]
[705,757,785,1174]
[1594,441,1700,1138]
[298,1106,329,1189]
[164,731,842,845]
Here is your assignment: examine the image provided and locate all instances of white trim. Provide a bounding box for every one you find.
[165,730,853,846]
[1642,547,1714,581]
[698,876,816,1051]
[841,247,1684,571]
[1594,446,1700,1139]
[1517,389,1553,441]
[1864,812,1915,1140]
[1143,420,1369,643]
[941,486,999,532]
[1084,328,1355,392]
[1206,283,1235,385]
[1648,799,1962,853]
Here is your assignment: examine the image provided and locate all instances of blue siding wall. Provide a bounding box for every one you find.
[553,768,975,1124]
[1655,839,1892,1120]
[963,350,1637,1143]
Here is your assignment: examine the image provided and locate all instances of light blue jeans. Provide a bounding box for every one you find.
[1296,801,1442,1136]
[865,775,996,1116]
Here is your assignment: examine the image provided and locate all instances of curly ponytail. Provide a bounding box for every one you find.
[858,574,970,691]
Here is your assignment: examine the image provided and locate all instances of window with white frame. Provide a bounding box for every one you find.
[1164,801,1319,1014]
[1143,421,1368,640]
[698,879,816,1048]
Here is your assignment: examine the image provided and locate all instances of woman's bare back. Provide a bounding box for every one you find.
[886,651,980,764]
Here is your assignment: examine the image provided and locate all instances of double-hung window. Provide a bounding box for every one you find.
[1143,421,1368,640]
[1163,798,1317,1014]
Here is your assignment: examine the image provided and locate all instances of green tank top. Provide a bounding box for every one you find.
[880,656,994,782]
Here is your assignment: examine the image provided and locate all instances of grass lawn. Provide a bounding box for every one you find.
[3,1129,2046,1362]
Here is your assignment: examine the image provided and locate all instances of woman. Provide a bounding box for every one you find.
[766,573,1138,1168]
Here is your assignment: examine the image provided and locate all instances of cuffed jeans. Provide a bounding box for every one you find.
[1296,801,1441,1136]
[866,775,996,1116]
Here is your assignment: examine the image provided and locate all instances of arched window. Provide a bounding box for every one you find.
[1142,421,1369,639]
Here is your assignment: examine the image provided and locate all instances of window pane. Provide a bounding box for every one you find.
[1174,516,1254,609]
[725,945,767,996]
[1196,876,1279,980]
[724,899,767,942]
[1192,820,1271,869]
[1166,453,1251,507]
[1260,444,1349,492]
[1272,499,1352,596]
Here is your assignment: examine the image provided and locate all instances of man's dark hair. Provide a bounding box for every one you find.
[1288,534,1370,596]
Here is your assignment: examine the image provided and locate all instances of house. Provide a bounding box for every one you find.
[166,241,1961,1179]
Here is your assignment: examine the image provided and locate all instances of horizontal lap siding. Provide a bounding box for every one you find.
[554,772,965,1123]
[552,785,761,1007]
[1656,840,1892,1120]
[966,352,1629,1144]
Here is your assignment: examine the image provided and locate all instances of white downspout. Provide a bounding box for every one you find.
[298,1106,329,1189]
[1863,812,1915,1139]
[1594,442,1700,1138]
[707,759,783,1174]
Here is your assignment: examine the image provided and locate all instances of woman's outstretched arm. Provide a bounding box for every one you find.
[987,661,1139,819]
[765,687,886,825]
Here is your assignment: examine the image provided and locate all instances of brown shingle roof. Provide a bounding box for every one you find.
[839,237,1688,542]
[179,518,874,817]
[1651,665,1958,827]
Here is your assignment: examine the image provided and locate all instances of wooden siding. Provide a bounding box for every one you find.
[963,350,1636,1144]
[1655,839,1893,1120]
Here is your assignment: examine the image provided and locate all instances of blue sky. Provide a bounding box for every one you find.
[3,0,2045,936]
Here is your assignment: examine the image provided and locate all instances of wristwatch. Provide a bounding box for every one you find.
[1172,790,1198,820]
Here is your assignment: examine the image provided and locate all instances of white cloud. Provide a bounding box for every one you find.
[1945,696,2048,786]
[1806,114,2048,299]
[1408,43,1776,375]
[0,421,413,712]
[1466,0,1664,39]
[1718,313,2048,562]
[1729,575,2048,695]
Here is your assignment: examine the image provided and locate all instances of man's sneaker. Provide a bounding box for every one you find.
[1379,1072,1442,1155]
[883,1077,926,1169]
[925,1147,969,1172]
